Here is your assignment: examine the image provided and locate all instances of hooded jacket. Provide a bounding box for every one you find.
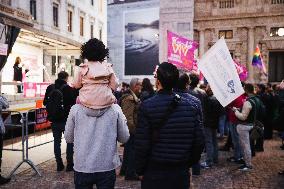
[73,61,118,109]
[43,79,78,122]
[64,104,129,173]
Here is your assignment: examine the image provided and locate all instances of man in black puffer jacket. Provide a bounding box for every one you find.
[135,63,205,189]
[44,71,78,172]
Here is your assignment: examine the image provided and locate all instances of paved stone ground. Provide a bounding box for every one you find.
[1,137,284,189]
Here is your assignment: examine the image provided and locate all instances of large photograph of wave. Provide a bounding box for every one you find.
[124,8,159,76]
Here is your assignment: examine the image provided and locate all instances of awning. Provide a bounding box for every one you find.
[17,29,81,56]
[0,8,81,55]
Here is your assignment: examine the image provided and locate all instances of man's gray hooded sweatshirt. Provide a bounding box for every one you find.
[65,104,129,173]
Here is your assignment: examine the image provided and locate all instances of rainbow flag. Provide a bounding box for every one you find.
[252,46,267,75]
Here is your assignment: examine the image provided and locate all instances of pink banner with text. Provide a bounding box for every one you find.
[23,82,37,98]
[167,31,199,71]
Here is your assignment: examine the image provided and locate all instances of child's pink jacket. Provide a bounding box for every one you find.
[73,61,118,109]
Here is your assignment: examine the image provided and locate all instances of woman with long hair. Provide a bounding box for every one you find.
[140,78,155,101]
[13,57,23,93]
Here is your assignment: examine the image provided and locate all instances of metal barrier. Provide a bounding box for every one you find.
[3,108,52,177]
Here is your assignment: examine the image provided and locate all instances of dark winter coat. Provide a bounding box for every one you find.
[135,90,205,175]
[174,89,203,126]
[140,90,155,102]
[203,95,223,129]
[13,64,22,81]
[43,79,78,122]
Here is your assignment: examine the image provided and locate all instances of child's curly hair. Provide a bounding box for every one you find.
[80,38,109,62]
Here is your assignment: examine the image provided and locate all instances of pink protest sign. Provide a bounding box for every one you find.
[23,82,37,98]
[167,31,199,71]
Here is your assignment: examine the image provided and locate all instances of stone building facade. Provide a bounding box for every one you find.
[194,0,284,83]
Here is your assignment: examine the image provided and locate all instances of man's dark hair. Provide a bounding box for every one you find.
[157,62,179,91]
[176,73,189,90]
[257,84,266,94]
[189,73,200,88]
[58,71,69,80]
[122,82,129,88]
[80,38,109,62]
[244,83,254,94]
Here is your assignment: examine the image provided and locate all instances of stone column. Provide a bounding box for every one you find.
[247,27,255,83]
[199,30,205,57]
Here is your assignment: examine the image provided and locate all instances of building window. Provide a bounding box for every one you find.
[270,27,284,37]
[30,0,37,20]
[91,0,94,5]
[271,0,284,4]
[90,24,94,38]
[219,30,233,39]
[269,52,284,82]
[219,0,234,8]
[67,10,72,32]
[53,3,59,27]
[80,16,84,36]
[51,56,61,75]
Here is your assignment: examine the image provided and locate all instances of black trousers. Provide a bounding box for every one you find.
[141,168,190,189]
[120,134,136,177]
[74,170,116,189]
[51,122,73,165]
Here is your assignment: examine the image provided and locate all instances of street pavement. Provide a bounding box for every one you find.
[1,136,284,189]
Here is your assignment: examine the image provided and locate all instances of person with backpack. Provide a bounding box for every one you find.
[233,83,265,171]
[135,63,204,189]
[43,71,78,172]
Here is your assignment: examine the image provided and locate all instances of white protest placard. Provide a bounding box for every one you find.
[198,37,244,107]
[0,43,8,56]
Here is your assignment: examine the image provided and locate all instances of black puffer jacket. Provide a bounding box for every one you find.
[203,95,223,129]
[135,90,205,175]
[43,79,78,122]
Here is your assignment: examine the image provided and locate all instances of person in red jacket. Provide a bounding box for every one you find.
[226,94,247,164]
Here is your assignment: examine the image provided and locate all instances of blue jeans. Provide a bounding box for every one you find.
[218,114,228,136]
[204,127,218,165]
[120,134,136,177]
[52,122,73,165]
[229,122,243,160]
[74,170,116,189]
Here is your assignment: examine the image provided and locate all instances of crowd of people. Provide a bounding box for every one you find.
[0,38,284,189]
